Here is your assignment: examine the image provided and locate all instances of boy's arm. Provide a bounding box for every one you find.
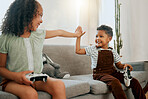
[75,37,86,55]
[115,61,133,71]
[115,62,124,69]
[45,26,85,39]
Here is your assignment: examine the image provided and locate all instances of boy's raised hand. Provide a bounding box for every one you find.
[75,26,86,37]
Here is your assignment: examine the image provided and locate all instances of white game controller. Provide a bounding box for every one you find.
[123,66,132,87]
[26,73,48,83]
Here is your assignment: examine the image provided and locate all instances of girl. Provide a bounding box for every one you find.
[0,0,84,99]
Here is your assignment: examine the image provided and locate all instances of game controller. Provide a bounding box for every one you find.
[123,66,132,87]
[26,73,48,83]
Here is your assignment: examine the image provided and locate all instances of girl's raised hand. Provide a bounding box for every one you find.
[75,26,86,37]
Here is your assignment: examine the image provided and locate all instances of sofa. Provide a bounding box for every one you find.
[0,45,148,99]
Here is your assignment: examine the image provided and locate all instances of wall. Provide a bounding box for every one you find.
[0,0,15,34]
[99,0,115,48]
[1,0,147,62]
[38,0,79,45]
[38,0,100,46]
[120,0,148,62]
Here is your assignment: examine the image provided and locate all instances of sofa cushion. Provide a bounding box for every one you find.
[69,74,115,94]
[0,91,18,99]
[38,91,51,99]
[62,79,90,98]
[0,90,52,99]
[69,71,146,95]
[0,79,90,99]
[131,71,146,83]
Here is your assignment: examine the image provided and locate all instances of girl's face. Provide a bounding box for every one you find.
[95,30,112,49]
[30,4,43,31]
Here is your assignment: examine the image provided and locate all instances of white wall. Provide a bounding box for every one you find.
[118,0,132,62]
[38,0,100,46]
[1,0,148,62]
[130,0,148,61]
[99,0,115,48]
[0,0,14,24]
[0,0,100,46]
[38,0,78,45]
[0,0,15,34]
[119,0,148,62]
[98,0,148,62]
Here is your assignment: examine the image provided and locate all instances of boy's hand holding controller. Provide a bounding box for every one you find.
[123,64,133,87]
[123,64,133,71]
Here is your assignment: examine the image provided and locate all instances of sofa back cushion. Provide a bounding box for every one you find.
[43,45,92,76]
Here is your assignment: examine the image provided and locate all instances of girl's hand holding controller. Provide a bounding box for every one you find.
[14,71,34,86]
[123,64,133,71]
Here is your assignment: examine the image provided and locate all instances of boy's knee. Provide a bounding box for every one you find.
[113,79,120,84]
[108,79,122,91]
[130,78,140,86]
[131,78,138,83]
[110,79,121,87]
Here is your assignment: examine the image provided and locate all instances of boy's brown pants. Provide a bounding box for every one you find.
[93,50,146,99]
[93,71,146,99]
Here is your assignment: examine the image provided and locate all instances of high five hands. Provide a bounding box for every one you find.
[75,26,86,38]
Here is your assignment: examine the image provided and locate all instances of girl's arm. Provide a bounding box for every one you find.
[45,26,85,39]
[0,53,33,85]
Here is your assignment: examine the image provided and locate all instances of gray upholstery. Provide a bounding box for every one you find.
[43,45,92,76]
[69,71,146,95]
[62,80,90,98]
[69,74,126,94]
[0,45,148,99]
[123,61,145,71]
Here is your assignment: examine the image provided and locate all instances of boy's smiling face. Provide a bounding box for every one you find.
[95,30,112,49]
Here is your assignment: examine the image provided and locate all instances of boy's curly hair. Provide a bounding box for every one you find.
[97,25,113,37]
[1,0,39,36]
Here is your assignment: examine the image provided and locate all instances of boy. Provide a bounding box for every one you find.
[75,25,146,99]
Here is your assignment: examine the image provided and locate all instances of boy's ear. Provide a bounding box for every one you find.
[109,36,112,41]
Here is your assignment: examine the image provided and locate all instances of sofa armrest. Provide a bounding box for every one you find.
[123,61,148,83]
[123,61,148,71]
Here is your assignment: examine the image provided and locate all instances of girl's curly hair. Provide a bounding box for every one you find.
[1,0,39,36]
